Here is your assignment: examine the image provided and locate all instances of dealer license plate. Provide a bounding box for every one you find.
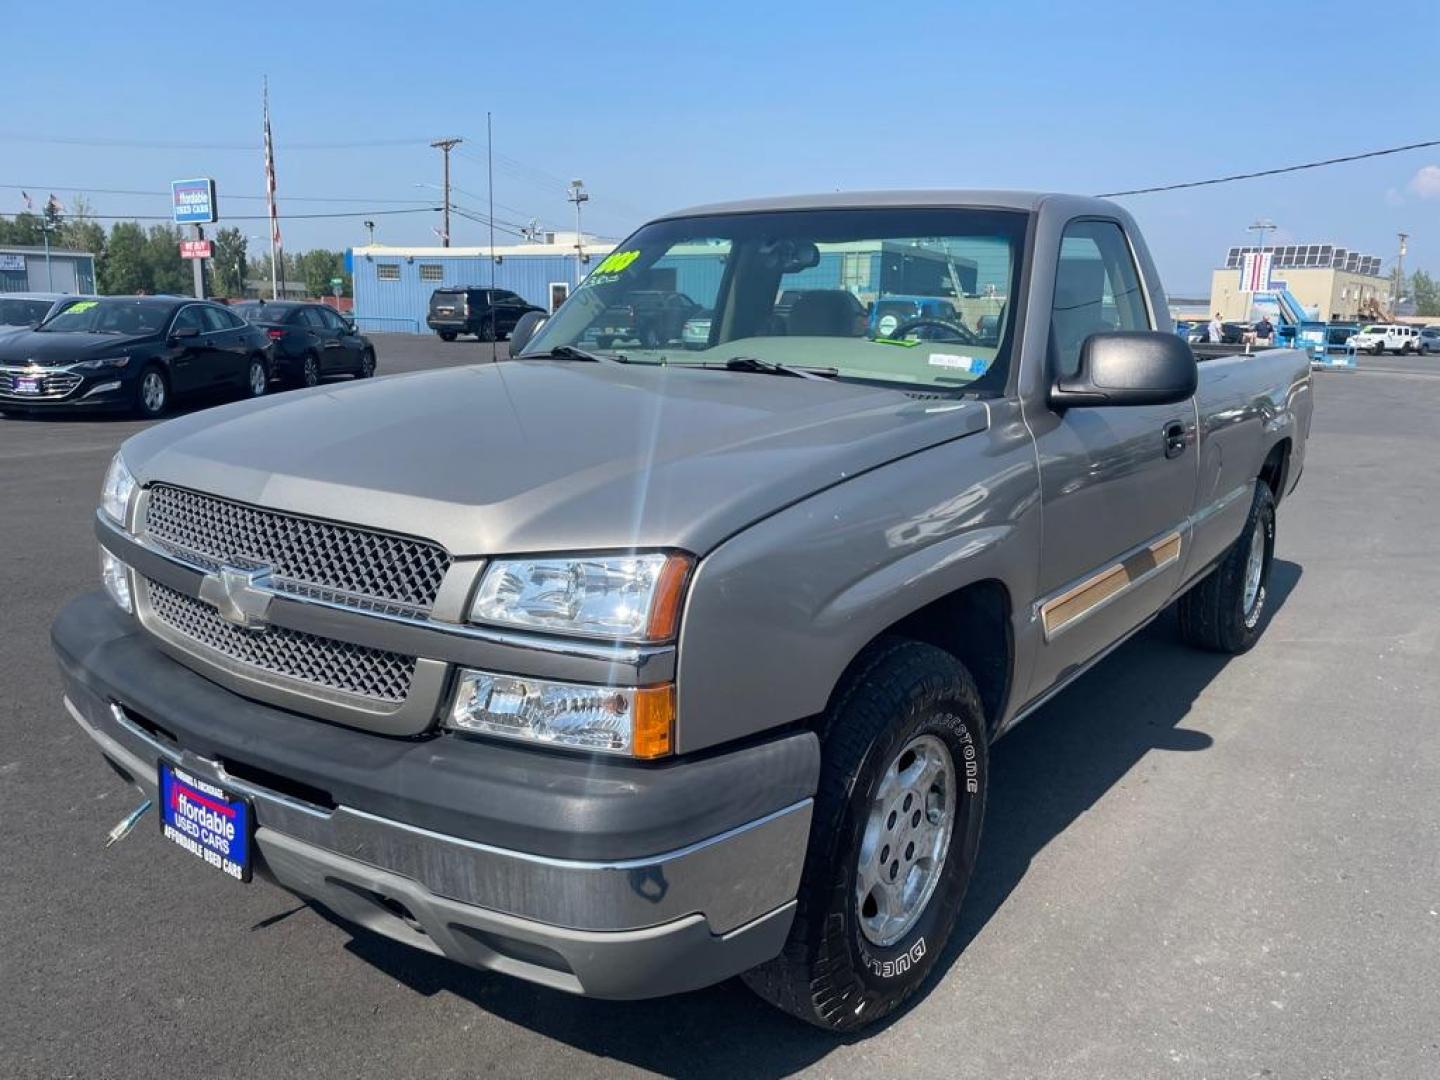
[158,762,252,882]
[15,376,41,395]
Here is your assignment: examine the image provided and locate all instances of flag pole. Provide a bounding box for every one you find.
[263,77,282,299]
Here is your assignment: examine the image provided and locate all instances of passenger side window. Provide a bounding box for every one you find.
[318,307,347,331]
[171,306,205,335]
[300,308,328,330]
[1051,220,1150,377]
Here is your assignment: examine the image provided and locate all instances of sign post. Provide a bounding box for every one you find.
[171,178,218,299]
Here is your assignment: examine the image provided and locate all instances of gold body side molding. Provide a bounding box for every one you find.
[1041,532,1183,639]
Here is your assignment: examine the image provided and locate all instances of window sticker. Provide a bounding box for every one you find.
[928,353,989,374]
[65,300,98,313]
[873,337,922,348]
[590,249,641,279]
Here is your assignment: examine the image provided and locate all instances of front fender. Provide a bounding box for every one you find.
[674,403,1041,753]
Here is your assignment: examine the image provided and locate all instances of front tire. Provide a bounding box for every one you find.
[1178,481,1276,654]
[358,349,376,378]
[133,366,168,419]
[298,354,321,388]
[743,640,988,1031]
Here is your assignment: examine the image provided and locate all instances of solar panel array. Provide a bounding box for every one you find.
[1224,245,1382,277]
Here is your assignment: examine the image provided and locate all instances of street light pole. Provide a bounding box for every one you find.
[430,138,462,247]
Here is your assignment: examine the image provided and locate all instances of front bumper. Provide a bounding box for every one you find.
[54,592,817,999]
[0,372,130,411]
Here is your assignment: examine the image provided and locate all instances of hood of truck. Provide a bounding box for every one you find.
[121,360,988,556]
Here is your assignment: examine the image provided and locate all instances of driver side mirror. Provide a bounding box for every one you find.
[1049,331,1197,409]
[508,310,548,355]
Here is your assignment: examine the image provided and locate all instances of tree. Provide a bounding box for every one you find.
[102,222,150,294]
[0,212,44,246]
[297,249,345,299]
[1411,270,1440,317]
[211,227,248,298]
[60,195,107,289]
[144,224,191,295]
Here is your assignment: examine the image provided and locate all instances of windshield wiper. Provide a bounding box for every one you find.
[516,345,626,364]
[717,356,837,381]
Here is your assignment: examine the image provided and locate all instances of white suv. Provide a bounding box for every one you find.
[1349,324,1421,355]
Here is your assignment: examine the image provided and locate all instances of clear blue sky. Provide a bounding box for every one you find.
[5,0,1438,292]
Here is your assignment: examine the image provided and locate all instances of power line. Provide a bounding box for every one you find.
[0,182,442,205]
[1097,137,1440,197]
[0,131,431,151]
[0,206,438,222]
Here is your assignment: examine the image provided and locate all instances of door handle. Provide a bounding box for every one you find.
[1163,421,1187,459]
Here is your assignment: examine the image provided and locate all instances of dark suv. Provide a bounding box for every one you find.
[427,287,544,342]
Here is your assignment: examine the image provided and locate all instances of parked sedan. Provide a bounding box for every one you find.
[1420,326,1439,355]
[233,301,376,387]
[0,297,272,418]
[0,293,97,337]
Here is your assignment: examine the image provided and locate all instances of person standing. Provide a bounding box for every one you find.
[1208,311,1223,343]
[1255,315,1274,346]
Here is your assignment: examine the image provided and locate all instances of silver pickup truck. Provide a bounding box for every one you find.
[54,191,1311,1031]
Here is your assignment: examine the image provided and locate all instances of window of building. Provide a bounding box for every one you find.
[376,264,401,281]
[419,264,443,281]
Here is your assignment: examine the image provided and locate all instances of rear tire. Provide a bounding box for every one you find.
[243,356,268,399]
[438,331,457,343]
[1178,481,1276,654]
[743,639,988,1031]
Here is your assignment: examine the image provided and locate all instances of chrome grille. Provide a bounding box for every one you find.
[0,370,82,400]
[144,485,451,616]
[147,580,416,703]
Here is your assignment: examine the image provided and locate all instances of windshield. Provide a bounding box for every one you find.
[526,207,1028,391]
[39,299,169,335]
[0,298,52,326]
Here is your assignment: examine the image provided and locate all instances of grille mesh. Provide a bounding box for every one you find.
[147,580,416,703]
[144,484,450,616]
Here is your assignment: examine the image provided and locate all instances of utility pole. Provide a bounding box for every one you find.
[430,138,463,247]
[1396,232,1408,312]
[567,178,589,285]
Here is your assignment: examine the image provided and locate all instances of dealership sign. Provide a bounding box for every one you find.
[180,239,213,259]
[171,178,218,224]
[0,253,26,272]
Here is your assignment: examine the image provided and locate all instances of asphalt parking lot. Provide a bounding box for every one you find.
[2,337,1437,1080]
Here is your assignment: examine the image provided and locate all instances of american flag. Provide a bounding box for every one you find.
[263,80,283,296]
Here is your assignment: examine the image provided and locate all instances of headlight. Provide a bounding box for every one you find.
[72,355,132,373]
[100,453,136,528]
[470,553,692,641]
[447,669,674,758]
[100,548,133,613]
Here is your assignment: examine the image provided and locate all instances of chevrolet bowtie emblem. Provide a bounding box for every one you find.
[197,566,275,632]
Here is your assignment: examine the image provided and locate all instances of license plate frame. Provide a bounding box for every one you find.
[158,761,253,882]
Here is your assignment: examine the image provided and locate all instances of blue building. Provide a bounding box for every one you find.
[350,232,613,335]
